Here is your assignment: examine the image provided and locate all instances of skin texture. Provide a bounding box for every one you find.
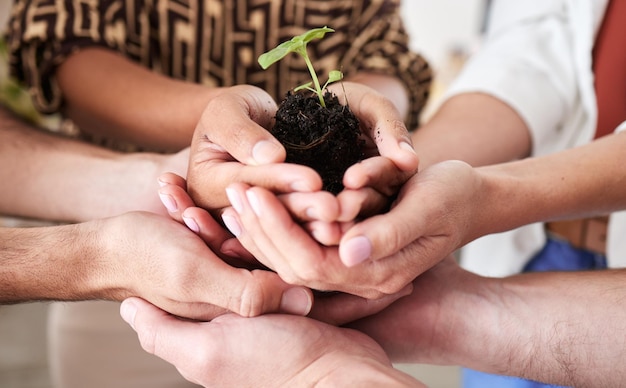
[143,143,626,386]
[120,297,425,388]
[0,107,188,222]
[351,257,626,387]
[0,106,317,319]
[186,83,419,215]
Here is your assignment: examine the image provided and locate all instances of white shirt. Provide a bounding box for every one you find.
[442,0,626,276]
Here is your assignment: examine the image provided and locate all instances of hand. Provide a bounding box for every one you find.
[339,160,482,267]
[219,160,482,298]
[93,211,313,320]
[120,297,425,387]
[220,182,416,299]
[186,85,323,213]
[186,83,419,217]
[347,257,487,365]
[158,172,415,324]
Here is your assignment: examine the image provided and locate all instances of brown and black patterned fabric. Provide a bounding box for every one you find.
[5,0,431,141]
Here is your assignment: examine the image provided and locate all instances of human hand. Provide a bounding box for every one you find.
[158,173,415,323]
[186,84,323,213]
[348,256,494,367]
[339,160,483,267]
[92,211,313,320]
[219,160,484,298]
[220,182,417,298]
[186,83,418,216]
[120,297,425,387]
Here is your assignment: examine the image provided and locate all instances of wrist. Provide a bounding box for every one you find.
[313,356,421,387]
[450,275,535,376]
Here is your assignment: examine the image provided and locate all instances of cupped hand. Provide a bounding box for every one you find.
[220,183,421,299]
[120,297,424,387]
[186,83,419,224]
[186,84,323,212]
[339,160,484,268]
[156,173,415,323]
[96,211,313,320]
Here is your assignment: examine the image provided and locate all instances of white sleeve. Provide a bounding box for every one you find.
[443,0,601,156]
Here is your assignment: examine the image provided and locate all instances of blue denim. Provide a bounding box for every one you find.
[462,237,607,388]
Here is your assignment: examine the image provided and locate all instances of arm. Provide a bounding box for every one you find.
[413,0,588,168]
[0,106,187,222]
[412,93,531,167]
[56,48,220,151]
[339,130,626,266]
[0,211,312,319]
[351,258,626,387]
[120,297,425,388]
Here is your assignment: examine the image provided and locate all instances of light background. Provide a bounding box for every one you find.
[0,1,487,386]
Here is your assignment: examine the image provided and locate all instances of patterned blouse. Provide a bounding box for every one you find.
[5,0,431,148]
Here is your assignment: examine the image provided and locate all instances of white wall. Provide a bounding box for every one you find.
[401,0,486,68]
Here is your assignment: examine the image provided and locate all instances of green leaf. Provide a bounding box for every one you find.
[297,27,335,45]
[258,40,297,69]
[294,82,313,92]
[257,27,335,70]
[327,70,343,83]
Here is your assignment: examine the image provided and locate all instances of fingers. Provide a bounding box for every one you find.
[194,85,285,166]
[188,143,323,210]
[157,173,193,222]
[120,297,187,355]
[278,191,340,222]
[158,173,253,260]
[343,156,417,195]
[338,205,424,268]
[309,283,414,326]
[222,183,414,298]
[178,259,314,319]
[120,297,212,386]
[336,188,388,222]
[327,82,419,172]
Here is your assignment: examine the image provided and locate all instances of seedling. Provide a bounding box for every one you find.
[258,26,343,107]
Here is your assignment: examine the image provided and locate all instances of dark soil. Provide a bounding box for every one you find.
[271,91,364,194]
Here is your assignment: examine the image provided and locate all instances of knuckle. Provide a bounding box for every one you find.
[236,278,265,317]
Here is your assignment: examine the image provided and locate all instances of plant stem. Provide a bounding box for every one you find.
[301,53,326,107]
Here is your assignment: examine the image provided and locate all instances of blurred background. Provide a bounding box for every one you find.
[0,1,487,387]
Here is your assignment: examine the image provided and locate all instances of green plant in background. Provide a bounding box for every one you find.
[0,37,44,125]
[258,26,343,107]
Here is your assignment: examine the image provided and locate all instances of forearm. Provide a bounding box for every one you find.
[464,270,626,387]
[0,107,171,222]
[471,130,626,238]
[56,47,221,151]
[412,93,531,168]
[0,223,107,303]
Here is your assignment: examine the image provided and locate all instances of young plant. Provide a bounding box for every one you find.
[258,26,343,107]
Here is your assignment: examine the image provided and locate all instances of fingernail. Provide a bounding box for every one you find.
[225,188,243,213]
[182,215,200,233]
[158,193,178,213]
[280,288,312,316]
[252,140,281,165]
[341,235,372,267]
[246,190,262,216]
[400,141,416,154]
[120,300,137,330]
[221,214,242,237]
[157,179,167,188]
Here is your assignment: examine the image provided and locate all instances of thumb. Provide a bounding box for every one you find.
[120,297,185,356]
